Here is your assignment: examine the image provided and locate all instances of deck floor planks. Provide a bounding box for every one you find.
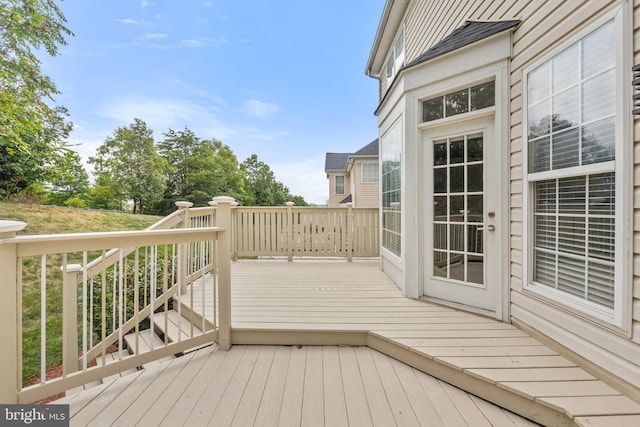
[161,345,245,426]
[369,348,420,426]
[353,346,398,426]
[137,344,216,425]
[322,346,349,426]
[337,346,374,427]
[253,345,291,427]
[60,260,640,426]
[277,345,306,426]
[388,356,446,425]
[206,345,262,426]
[301,346,324,427]
[104,352,197,426]
[230,346,278,427]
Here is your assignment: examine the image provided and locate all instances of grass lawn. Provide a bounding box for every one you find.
[1,201,162,384]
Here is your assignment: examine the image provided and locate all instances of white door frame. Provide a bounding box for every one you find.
[420,111,504,317]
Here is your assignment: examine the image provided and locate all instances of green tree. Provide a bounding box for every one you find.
[240,154,307,206]
[46,148,89,206]
[0,105,72,199]
[0,0,73,155]
[89,119,167,214]
[155,128,245,214]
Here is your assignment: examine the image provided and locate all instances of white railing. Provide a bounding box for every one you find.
[0,197,379,404]
[232,203,379,261]
[0,197,234,404]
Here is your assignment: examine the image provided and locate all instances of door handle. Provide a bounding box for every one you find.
[478,224,495,232]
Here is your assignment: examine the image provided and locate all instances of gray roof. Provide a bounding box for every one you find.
[406,20,520,68]
[353,139,379,156]
[325,152,351,171]
[340,194,353,204]
[325,138,379,172]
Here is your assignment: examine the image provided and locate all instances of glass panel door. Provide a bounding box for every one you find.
[423,115,498,313]
[432,133,484,285]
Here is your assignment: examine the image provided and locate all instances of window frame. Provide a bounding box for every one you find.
[334,175,345,195]
[361,162,379,183]
[385,27,405,84]
[521,6,631,329]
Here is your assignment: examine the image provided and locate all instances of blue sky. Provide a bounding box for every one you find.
[41,0,385,205]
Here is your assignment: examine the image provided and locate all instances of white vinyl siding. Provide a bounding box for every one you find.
[524,14,623,323]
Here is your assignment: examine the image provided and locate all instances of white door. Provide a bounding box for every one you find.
[423,116,499,312]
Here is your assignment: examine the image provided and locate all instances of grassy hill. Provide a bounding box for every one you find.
[0,201,162,235]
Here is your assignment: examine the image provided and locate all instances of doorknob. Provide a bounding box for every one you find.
[479,224,495,232]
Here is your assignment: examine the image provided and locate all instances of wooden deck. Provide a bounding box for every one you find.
[60,259,640,426]
[59,344,539,426]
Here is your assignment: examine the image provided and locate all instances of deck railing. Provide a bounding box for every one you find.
[0,197,234,404]
[232,203,379,261]
[0,198,379,403]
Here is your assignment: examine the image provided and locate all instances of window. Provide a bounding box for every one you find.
[362,163,379,183]
[525,13,625,323]
[381,120,402,256]
[422,81,495,122]
[335,175,345,195]
[385,28,405,83]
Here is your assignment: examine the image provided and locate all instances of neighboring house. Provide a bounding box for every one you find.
[366,0,640,395]
[324,139,379,208]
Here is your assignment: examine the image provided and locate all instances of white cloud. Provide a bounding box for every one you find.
[180,39,202,47]
[115,18,137,25]
[271,157,328,205]
[140,33,168,40]
[141,0,150,7]
[241,99,279,118]
[202,1,214,6]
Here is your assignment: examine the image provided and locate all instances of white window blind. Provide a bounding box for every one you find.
[335,175,345,195]
[362,163,379,183]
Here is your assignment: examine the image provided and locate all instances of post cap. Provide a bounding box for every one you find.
[285,201,294,206]
[0,220,27,239]
[175,201,194,208]
[212,196,236,204]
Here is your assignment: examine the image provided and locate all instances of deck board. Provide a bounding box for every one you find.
[62,259,640,426]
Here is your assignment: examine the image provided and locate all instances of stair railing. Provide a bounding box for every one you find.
[0,197,234,404]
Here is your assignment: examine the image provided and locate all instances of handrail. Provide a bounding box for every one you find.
[0,198,234,404]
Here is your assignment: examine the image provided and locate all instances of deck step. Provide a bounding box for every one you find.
[152,309,210,353]
[124,329,176,367]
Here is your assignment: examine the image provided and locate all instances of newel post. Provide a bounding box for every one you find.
[62,264,81,374]
[0,220,27,403]
[213,196,234,350]
[346,202,354,262]
[286,202,294,262]
[176,201,193,294]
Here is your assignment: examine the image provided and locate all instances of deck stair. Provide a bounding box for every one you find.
[149,308,210,354]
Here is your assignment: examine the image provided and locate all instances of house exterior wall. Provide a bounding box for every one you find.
[371,0,640,394]
[352,160,380,208]
[327,173,350,208]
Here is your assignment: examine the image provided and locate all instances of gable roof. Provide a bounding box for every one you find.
[406,20,520,69]
[353,138,379,156]
[325,152,351,171]
[325,139,379,173]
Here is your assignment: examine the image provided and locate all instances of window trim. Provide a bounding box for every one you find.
[361,162,379,183]
[521,5,631,330]
[385,26,405,83]
[334,175,345,195]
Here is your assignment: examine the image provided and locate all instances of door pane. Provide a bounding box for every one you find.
[432,133,484,285]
